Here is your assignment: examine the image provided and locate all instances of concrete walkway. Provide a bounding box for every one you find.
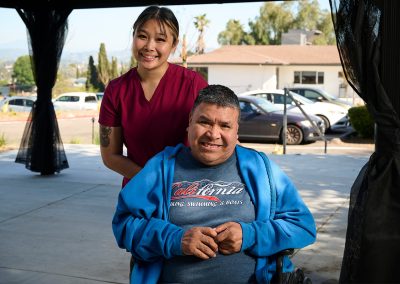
[0,144,371,284]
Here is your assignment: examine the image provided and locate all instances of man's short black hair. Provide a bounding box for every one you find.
[192,85,240,120]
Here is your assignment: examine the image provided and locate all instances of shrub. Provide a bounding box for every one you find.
[93,132,100,145]
[69,137,81,144]
[348,105,374,138]
[0,133,6,147]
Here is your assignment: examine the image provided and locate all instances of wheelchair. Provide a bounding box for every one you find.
[130,249,312,283]
[272,249,312,284]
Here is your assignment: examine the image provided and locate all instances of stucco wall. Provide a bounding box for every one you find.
[191,63,362,103]
[206,65,277,94]
[278,65,348,98]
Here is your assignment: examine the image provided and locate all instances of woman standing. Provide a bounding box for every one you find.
[99,6,208,187]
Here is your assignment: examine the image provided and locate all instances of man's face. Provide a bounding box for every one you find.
[187,103,239,166]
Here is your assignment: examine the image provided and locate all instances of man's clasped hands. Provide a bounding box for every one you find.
[181,221,243,259]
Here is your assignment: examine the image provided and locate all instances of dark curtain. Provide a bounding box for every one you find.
[15,8,71,175]
[330,0,400,282]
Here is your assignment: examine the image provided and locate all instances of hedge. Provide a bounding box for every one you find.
[348,105,374,138]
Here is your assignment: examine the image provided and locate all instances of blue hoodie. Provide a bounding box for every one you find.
[112,144,316,283]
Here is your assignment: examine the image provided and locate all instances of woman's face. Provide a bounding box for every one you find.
[133,19,177,73]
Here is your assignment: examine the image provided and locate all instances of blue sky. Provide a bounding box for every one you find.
[0,1,330,54]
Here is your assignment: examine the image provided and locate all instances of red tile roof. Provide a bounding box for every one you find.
[182,45,340,65]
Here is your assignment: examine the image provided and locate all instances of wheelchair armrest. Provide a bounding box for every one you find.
[274,249,312,284]
[276,249,295,284]
[278,249,295,257]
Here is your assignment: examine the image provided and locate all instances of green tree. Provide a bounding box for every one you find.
[218,20,247,45]
[97,43,110,90]
[293,0,335,45]
[130,54,137,69]
[110,57,119,80]
[247,2,294,45]
[293,0,320,31]
[120,62,126,76]
[194,14,210,54]
[218,0,334,46]
[86,56,100,91]
[314,11,336,45]
[12,55,35,87]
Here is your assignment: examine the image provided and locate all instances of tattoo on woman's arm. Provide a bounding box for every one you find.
[100,126,112,147]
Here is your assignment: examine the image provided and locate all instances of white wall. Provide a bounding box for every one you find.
[206,65,277,94]
[193,63,362,103]
[278,65,349,98]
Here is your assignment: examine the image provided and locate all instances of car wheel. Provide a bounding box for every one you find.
[284,125,303,145]
[317,115,330,132]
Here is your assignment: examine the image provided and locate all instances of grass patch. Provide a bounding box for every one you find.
[93,131,100,145]
[69,137,81,144]
[0,133,6,147]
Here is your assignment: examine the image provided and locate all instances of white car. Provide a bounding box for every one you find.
[239,89,348,131]
[52,92,98,110]
[0,96,37,112]
[288,87,354,110]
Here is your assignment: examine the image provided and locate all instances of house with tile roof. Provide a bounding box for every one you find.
[176,45,355,99]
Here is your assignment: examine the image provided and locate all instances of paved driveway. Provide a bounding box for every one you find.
[0,141,372,283]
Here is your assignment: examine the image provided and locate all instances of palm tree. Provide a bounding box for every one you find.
[194,14,210,54]
[180,34,188,68]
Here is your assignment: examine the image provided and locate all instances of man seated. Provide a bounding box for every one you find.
[112,84,316,284]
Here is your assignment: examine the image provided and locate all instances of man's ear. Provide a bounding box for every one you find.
[187,112,193,131]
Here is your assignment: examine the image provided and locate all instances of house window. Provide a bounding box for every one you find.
[294,71,324,84]
[318,72,324,84]
[294,72,301,83]
[189,67,208,82]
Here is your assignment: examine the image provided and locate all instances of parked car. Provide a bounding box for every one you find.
[53,92,98,110]
[330,115,353,133]
[239,89,348,131]
[0,96,36,112]
[238,96,325,145]
[96,92,104,101]
[288,87,353,109]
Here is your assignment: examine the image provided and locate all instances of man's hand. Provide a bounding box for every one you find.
[215,222,243,255]
[182,227,218,260]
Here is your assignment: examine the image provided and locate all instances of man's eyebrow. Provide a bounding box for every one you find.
[197,115,211,121]
[219,120,233,126]
[197,115,232,125]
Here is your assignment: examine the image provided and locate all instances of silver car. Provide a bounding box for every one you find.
[238,96,325,145]
[0,96,36,112]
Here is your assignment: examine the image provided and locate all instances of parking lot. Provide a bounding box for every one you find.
[0,113,374,157]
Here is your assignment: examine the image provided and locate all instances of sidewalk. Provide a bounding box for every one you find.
[0,144,371,284]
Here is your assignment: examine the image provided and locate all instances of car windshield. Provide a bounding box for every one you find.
[288,91,315,104]
[252,97,282,112]
[316,88,337,100]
